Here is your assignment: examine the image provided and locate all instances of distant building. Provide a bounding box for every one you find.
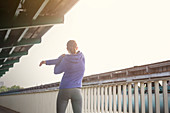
[0,82,4,87]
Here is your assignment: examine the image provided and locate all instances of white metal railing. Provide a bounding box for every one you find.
[0,77,169,113]
[70,77,169,113]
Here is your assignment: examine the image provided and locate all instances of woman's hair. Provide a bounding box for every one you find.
[67,40,77,54]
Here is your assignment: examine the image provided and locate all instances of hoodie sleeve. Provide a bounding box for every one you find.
[46,55,64,66]
[54,59,66,74]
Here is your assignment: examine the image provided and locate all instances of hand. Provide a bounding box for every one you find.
[39,61,46,67]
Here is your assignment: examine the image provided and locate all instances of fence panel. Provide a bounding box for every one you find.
[0,78,169,113]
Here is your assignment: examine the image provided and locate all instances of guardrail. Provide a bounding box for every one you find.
[80,78,170,113]
[1,78,169,113]
[0,60,170,113]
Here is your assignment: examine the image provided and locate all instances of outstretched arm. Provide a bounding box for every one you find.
[39,54,65,67]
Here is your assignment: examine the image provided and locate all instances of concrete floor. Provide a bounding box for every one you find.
[0,106,19,113]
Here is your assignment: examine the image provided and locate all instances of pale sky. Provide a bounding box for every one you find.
[0,0,170,88]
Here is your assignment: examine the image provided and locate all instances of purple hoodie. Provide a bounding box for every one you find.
[46,51,85,89]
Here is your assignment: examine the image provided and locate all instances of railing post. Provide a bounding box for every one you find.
[155,81,160,113]
[163,80,169,113]
[148,81,153,113]
[123,84,127,113]
[128,83,133,113]
[94,87,97,113]
[82,88,84,113]
[113,85,117,113]
[91,87,94,113]
[97,86,100,113]
[140,82,145,113]
[56,91,59,113]
[84,88,87,113]
[118,84,122,113]
[134,82,139,113]
[88,87,91,113]
[108,86,112,113]
[101,86,104,113]
[105,86,108,113]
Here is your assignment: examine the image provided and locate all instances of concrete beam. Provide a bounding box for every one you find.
[0,64,13,70]
[4,30,11,41]
[0,51,28,59]
[0,38,41,49]
[33,0,50,20]
[0,59,19,65]
[0,16,63,30]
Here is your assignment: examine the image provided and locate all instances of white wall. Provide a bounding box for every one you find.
[0,91,58,113]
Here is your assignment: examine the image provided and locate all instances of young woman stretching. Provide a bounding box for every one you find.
[39,40,85,113]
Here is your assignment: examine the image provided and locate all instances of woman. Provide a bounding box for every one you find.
[39,40,85,113]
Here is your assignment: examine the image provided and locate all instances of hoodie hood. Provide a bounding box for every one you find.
[65,51,84,63]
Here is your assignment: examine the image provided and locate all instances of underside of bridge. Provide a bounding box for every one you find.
[0,0,78,77]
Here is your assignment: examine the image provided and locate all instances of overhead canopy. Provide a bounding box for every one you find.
[0,0,78,77]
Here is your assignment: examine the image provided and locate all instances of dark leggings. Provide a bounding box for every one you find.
[57,88,82,113]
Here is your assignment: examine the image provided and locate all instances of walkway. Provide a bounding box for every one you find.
[0,106,19,113]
